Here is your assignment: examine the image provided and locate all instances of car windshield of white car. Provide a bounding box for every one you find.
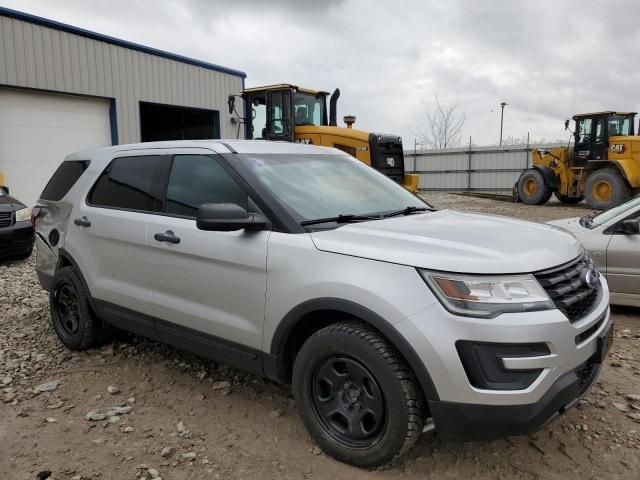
[590,194,640,228]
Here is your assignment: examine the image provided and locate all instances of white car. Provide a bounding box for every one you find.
[33,140,611,468]
[549,195,640,307]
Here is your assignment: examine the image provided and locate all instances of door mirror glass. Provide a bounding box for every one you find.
[196,203,267,232]
[0,186,8,196]
[620,218,640,234]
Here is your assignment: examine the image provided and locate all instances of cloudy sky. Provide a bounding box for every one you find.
[4,0,640,146]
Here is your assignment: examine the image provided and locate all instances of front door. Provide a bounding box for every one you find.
[575,117,593,161]
[146,149,270,364]
[592,117,607,160]
[606,215,640,300]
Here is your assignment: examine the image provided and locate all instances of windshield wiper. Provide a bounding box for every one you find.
[383,206,432,218]
[300,213,382,227]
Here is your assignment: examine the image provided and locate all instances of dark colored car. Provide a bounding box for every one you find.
[0,186,34,260]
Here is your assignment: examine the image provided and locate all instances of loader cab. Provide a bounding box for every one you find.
[572,112,636,162]
[241,84,329,142]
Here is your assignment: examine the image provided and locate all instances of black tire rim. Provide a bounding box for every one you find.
[54,283,80,336]
[309,355,387,448]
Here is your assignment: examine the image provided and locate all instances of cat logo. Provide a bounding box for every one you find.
[387,157,395,167]
[295,138,312,145]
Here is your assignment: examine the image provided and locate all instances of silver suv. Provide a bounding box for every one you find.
[34,140,612,468]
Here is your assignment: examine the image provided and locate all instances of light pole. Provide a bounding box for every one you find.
[499,102,507,146]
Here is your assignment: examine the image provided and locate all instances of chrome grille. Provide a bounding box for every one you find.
[0,211,12,228]
[534,254,600,323]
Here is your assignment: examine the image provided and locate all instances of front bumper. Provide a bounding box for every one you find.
[396,276,611,438]
[0,220,34,259]
[429,325,610,440]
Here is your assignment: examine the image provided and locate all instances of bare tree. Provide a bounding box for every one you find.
[412,93,465,149]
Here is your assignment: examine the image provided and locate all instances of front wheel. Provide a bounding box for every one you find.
[518,170,551,205]
[292,322,424,468]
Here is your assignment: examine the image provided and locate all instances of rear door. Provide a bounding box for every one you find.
[146,149,270,363]
[66,150,168,332]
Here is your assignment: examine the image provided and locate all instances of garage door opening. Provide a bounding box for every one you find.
[140,102,220,142]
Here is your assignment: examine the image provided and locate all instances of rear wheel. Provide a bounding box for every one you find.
[518,170,551,205]
[554,192,584,204]
[292,322,424,468]
[50,266,107,350]
[584,168,631,210]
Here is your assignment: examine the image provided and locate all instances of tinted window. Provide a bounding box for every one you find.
[165,155,248,218]
[89,156,162,212]
[41,160,90,201]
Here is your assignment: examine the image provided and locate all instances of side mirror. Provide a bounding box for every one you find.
[228,95,235,115]
[0,186,8,196]
[620,218,640,234]
[196,203,268,232]
[564,119,570,130]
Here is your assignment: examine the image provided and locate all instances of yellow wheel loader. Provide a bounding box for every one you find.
[228,84,419,192]
[517,111,640,209]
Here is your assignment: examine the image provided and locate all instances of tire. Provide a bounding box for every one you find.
[50,266,106,350]
[518,170,551,205]
[292,322,424,468]
[584,168,631,210]
[554,192,584,204]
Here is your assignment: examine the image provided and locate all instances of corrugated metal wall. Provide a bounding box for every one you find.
[406,146,543,193]
[0,14,244,144]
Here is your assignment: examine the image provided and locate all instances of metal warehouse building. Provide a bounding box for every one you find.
[0,7,246,207]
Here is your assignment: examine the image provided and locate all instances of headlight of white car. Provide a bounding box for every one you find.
[418,270,554,318]
[15,207,32,223]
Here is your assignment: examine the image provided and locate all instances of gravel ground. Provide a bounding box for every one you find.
[1,192,639,480]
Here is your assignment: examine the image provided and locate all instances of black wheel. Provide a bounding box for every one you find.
[50,266,106,350]
[554,192,584,204]
[518,170,551,205]
[292,322,424,468]
[584,168,631,210]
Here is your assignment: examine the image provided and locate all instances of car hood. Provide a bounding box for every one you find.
[0,194,25,212]
[310,210,583,274]
[546,217,587,234]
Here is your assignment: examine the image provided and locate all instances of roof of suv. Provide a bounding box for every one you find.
[65,140,344,161]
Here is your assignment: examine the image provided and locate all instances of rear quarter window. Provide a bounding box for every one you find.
[40,160,90,201]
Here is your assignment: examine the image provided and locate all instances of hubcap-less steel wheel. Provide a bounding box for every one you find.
[310,355,386,448]
[55,283,81,336]
[592,180,613,202]
[524,178,538,195]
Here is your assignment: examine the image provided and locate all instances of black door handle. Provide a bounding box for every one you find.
[154,230,180,244]
[73,216,91,227]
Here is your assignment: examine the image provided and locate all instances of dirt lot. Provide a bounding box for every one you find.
[1,193,639,480]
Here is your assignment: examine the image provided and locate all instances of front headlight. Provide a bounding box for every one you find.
[418,270,554,318]
[15,207,32,223]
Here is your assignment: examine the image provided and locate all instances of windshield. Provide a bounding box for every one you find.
[294,92,325,126]
[238,153,427,223]
[590,194,640,228]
